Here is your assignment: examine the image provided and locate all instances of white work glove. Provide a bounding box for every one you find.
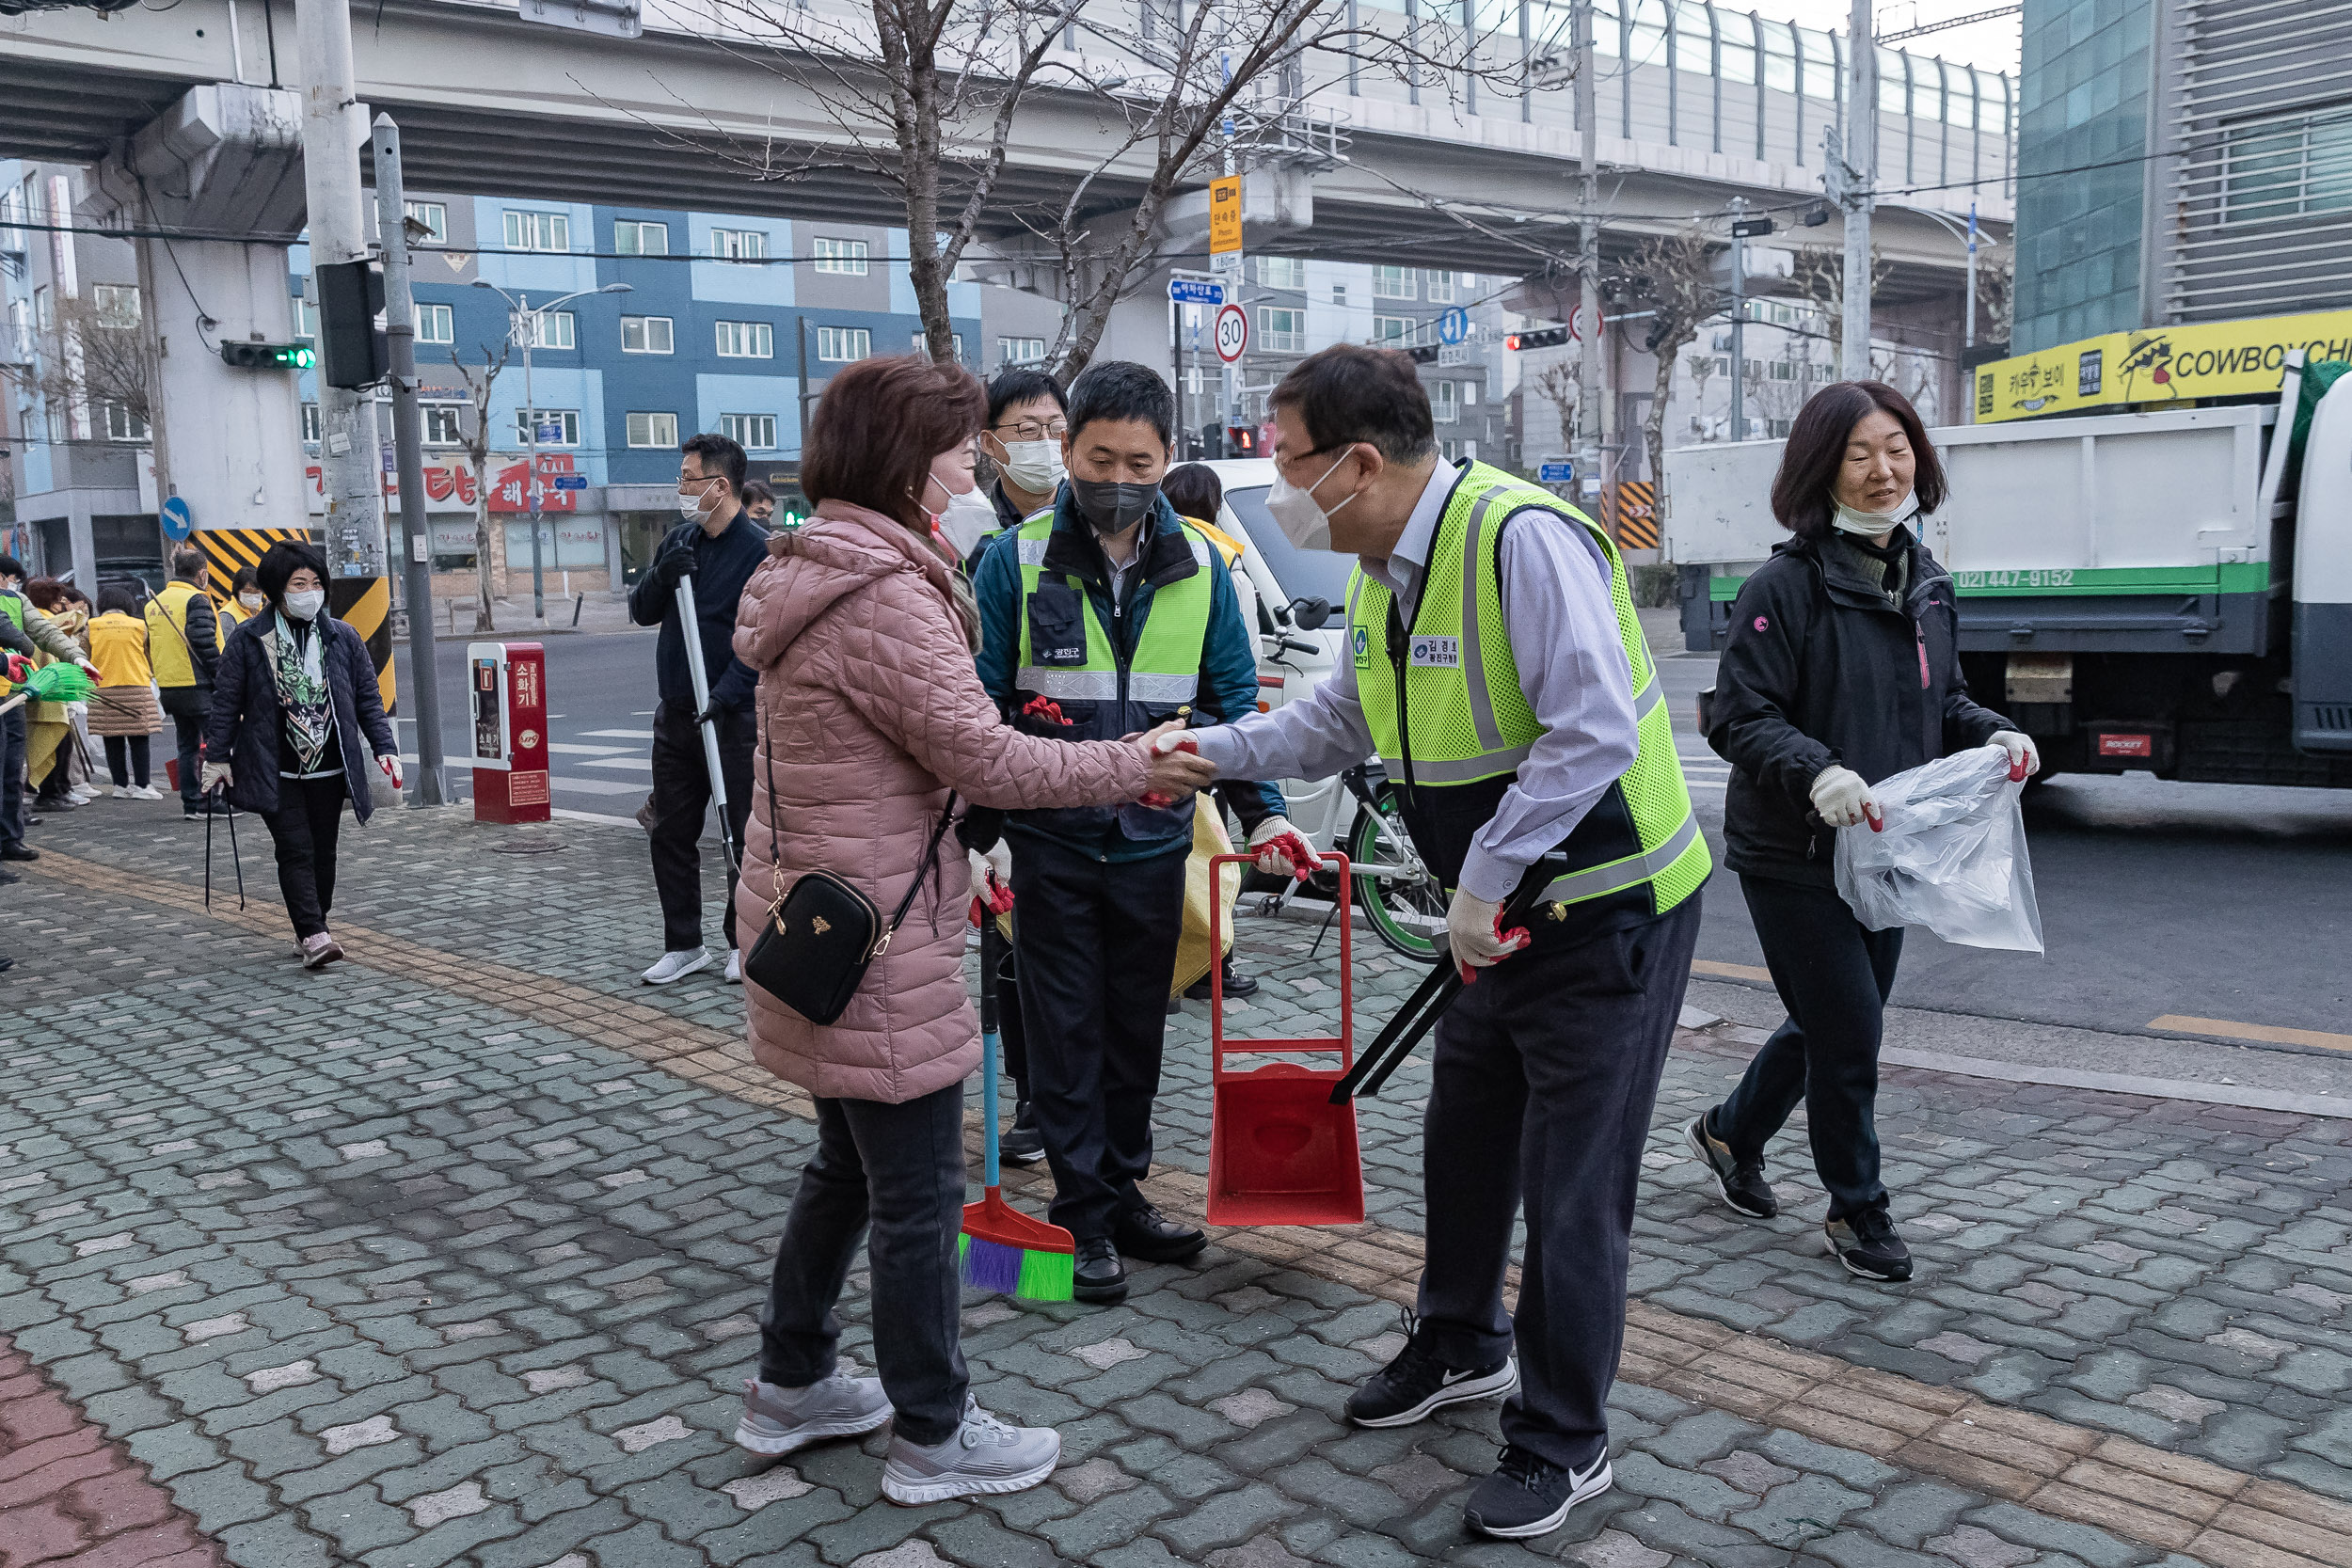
[378,752,405,791]
[967,843,1013,912]
[199,760,234,795]
[76,658,100,679]
[1445,886,1531,984]
[1246,815,1318,882]
[1986,730,2040,781]
[1810,765,1881,831]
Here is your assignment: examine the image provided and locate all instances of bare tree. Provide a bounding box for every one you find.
[447,338,514,633]
[1789,242,1892,363]
[1683,351,1719,439]
[1615,227,1719,486]
[5,294,156,442]
[1973,243,2014,347]
[1532,357,1582,455]
[1744,349,1807,435]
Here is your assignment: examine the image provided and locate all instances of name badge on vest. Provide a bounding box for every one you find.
[1408,635,1461,670]
[1351,626,1372,670]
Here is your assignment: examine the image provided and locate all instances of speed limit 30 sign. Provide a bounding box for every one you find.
[1214,302,1248,364]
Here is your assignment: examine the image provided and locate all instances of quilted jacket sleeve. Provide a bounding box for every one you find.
[829,573,1151,811]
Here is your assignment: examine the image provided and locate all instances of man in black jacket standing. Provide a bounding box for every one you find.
[631,433,768,986]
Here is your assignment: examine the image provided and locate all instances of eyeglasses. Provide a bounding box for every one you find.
[993,418,1068,442]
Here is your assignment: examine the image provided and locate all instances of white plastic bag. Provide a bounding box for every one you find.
[1834,746,2042,952]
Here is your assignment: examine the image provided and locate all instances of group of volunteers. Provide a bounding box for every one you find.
[0,541,405,974]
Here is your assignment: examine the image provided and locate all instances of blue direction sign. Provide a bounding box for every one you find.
[534,422,564,443]
[160,496,194,542]
[550,474,588,491]
[1438,307,1470,345]
[1168,277,1225,306]
[1537,459,1576,485]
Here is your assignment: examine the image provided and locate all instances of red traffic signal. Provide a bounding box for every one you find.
[1227,425,1258,455]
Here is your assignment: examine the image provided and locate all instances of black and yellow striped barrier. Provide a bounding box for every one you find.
[190,528,396,711]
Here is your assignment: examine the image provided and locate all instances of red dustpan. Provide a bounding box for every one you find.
[1203,851,1364,1227]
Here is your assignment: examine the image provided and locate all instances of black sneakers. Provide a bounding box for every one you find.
[1113,1203,1206,1265]
[1826,1206,1914,1282]
[1464,1446,1614,1539]
[999,1099,1044,1165]
[1073,1237,1128,1305]
[1344,1314,1518,1429]
[1687,1111,1777,1218]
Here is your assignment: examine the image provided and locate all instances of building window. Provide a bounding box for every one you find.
[814,237,869,275]
[33,285,52,332]
[621,314,675,354]
[405,201,447,245]
[909,331,965,358]
[513,310,575,350]
[816,325,869,361]
[1257,307,1306,353]
[101,401,149,442]
[614,219,669,256]
[999,336,1046,365]
[1257,256,1307,290]
[422,404,464,446]
[502,210,570,252]
[1462,381,1479,406]
[715,320,774,357]
[1331,283,1348,305]
[1424,271,1455,304]
[1432,381,1459,423]
[2225,112,2352,223]
[1372,314,1415,345]
[1373,265,1417,300]
[295,299,320,340]
[90,283,140,328]
[415,303,453,344]
[516,408,580,446]
[627,411,680,448]
[711,227,767,261]
[301,403,321,444]
[720,412,777,450]
[1767,418,1795,438]
[1771,358,1796,381]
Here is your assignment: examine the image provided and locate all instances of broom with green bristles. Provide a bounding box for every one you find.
[959,909,1074,1302]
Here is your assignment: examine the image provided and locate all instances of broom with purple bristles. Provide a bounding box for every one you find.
[959,913,1074,1302]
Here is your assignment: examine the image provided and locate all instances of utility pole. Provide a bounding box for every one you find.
[1964,200,1979,353]
[1728,196,1748,442]
[521,295,545,626]
[295,0,385,586]
[370,115,449,806]
[1838,0,1877,379]
[1573,0,1602,511]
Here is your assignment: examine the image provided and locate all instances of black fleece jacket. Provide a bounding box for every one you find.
[1706,528,2012,885]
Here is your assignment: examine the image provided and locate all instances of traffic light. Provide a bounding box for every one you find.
[219,341,315,370]
[1200,420,1227,459]
[1406,343,1439,365]
[1226,424,1258,456]
[1506,325,1572,352]
[315,260,389,390]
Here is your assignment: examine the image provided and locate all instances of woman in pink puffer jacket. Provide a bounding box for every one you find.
[724,355,1215,1504]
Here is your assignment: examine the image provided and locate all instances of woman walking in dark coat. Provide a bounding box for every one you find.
[202,541,403,969]
[1687,381,2039,1283]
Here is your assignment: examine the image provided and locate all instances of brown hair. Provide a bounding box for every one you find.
[801,356,987,533]
[22,577,69,611]
[1269,344,1434,464]
[1771,380,1945,540]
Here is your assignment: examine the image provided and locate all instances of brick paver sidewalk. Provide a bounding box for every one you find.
[4,800,2348,1568]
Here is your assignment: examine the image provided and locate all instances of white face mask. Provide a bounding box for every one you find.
[1264,451,1357,553]
[677,488,706,522]
[1831,488,1920,537]
[937,487,1000,557]
[998,439,1064,495]
[282,590,326,622]
[238,592,264,610]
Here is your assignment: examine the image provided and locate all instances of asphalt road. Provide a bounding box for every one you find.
[394,621,2352,1049]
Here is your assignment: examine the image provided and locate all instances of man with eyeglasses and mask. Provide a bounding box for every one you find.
[1170,345,1709,1541]
[630,432,769,987]
[968,360,1315,1306]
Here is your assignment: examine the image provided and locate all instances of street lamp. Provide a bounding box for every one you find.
[470,278,631,623]
[1899,204,1983,354]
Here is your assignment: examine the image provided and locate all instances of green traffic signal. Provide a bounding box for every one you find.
[218,341,318,370]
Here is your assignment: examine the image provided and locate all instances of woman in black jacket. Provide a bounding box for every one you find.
[1688,381,2037,1283]
[201,541,402,970]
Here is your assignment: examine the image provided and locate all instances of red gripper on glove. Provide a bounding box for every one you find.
[1020,694,1072,727]
[1140,732,1199,810]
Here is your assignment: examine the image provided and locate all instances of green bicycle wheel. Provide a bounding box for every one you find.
[1345,788,1445,961]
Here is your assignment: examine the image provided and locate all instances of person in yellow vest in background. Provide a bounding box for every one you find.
[147,547,224,820]
[1182,344,1709,1542]
[217,566,265,632]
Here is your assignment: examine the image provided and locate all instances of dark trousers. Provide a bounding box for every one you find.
[994,939,1029,1100]
[1417,896,1702,1473]
[1009,837,1188,1243]
[1,706,24,848]
[171,711,205,806]
[1713,875,1904,1221]
[261,775,348,940]
[647,700,754,952]
[758,1082,968,1447]
[103,736,151,789]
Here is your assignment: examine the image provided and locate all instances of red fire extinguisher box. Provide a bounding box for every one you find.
[468,641,549,824]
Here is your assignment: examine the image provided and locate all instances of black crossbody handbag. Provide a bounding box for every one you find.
[742,720,959,1024]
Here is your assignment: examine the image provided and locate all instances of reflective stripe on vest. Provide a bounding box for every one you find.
[1351,463,1708,911]
[1012,515,1216,707]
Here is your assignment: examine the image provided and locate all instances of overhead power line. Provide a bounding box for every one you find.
[1877,5,2022,45]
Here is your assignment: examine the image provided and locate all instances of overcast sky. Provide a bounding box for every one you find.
[1775,0,2022,75]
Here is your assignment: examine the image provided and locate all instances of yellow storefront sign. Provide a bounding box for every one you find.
[1209,174,1243,256]
[1974,309,2352,423]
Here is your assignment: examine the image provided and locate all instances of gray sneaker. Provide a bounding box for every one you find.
[880,1402,1059,1505]
[733,1374,892,1456]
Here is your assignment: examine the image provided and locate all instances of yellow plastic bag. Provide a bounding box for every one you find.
[1170,801,1242,999]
